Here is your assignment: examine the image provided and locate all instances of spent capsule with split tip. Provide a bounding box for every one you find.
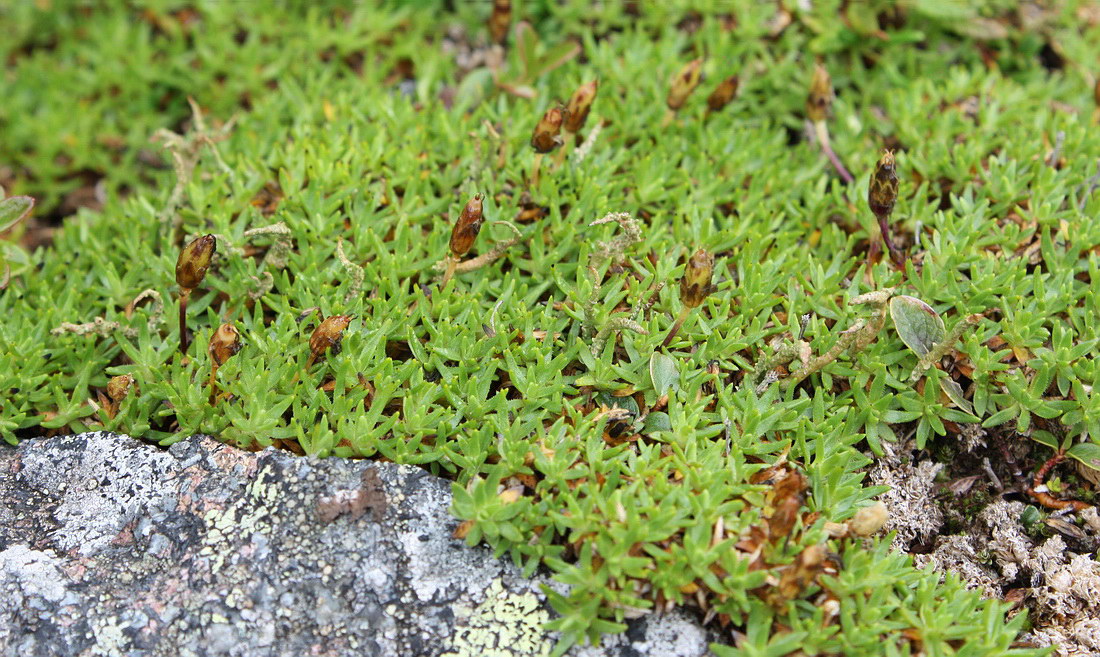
[176,234,216,290]
[488,0,511,45]
[867,150,898,219]
[679,249,715,309]
[564,80,599,133]
[208,323,242,366]
[310,315,353,362]
[806,63,833,123]
[666,59,703,111]
[706,75,739,113]
[107,374,134,402]
[530,107,564,153]
[449,194,484,258]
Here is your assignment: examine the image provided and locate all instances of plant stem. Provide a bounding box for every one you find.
[660,108,676,128]
[530,153,544,188]
[441,255,458,286]
[554,130,574,168]
[876,212,903,266]
[1027,450,1092,511]
[207,364,220,405]
[661,306,692,348]
[178,288,192,355]
[812,120,853,184]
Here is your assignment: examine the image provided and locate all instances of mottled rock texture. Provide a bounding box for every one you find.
[0,432,716,657]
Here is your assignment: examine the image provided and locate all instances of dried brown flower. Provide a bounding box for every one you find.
[488,0,511,45]
[867,150,898,219]
[208,322,242,366]
[706,75,739,113]
[849,501,888,536]
[806,63,833,123]
[679,249,715,309]
[564,80,599,134]
[449,194,485,259]
[107,374,134,402]
[175,234,216,290]
[530,107,564,153]
[666,59,703,111]
[309,315,354,365]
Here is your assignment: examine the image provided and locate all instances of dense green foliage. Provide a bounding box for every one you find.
[4,1,1099,654]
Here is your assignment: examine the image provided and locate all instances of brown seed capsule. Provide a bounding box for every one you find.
[867,150,898,219]
[176,234,216,290]
[107,374,134,402]
[705,75,739,113]
[806,63,833,123]
[208,322,242,366]
[666,59,703,111]
[564,80,599,134]
[679,249,715,309]
[449,194,484,258]
[488,0,511,45]
[530,107,564,154]
[309,315,353,363]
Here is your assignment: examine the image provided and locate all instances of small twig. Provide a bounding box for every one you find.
[592,317,648,357]
[529,152,544,188]
[982,457,1003,492]
[453,221,525,274]
[908,313,982,383]
[786,319,866,389]
[336,238,364,302]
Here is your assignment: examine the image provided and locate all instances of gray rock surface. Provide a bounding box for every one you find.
[0,432,717,657]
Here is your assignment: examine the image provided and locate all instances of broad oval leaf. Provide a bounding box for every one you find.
[890,295,945,357]
[642,412,671,433]
[0,196,35,232]
[649,352,679,397]
[938,377,973,414]
[1066,442,1100,471]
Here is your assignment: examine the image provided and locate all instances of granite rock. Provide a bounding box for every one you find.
[0,432,717,657]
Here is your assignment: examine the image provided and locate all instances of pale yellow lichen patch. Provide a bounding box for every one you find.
[248,465,281,505]
[442,579,551,657]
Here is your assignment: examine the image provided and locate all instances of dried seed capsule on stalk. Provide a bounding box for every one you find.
[449,194,484,259]
[208,322,242,366]
[679,249,715,309]
[176,235,216,290]
[666,59,703,111]
[564,80,599,134]
[706,75,739,113]
[107,374,134,402]
[309,315,354,364]
[867,150,898,219]
[806,63,833,123]
[488,0,511,45]
[530,107,564,153]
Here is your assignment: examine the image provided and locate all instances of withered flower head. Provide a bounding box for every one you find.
[530,106,564,153]
[488,0,511,45]
[706,75,739,113]
[310,315,354,361]
[449,194,484,258]
[679,249,715,309]
[107,374,134,402]
[564,79,599,133]
[208,322,242,366]
[806,63,833,123]
[176,234,216,290]
[849,500,888,536]
[867,150,898,219]
[666,59,703,111]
